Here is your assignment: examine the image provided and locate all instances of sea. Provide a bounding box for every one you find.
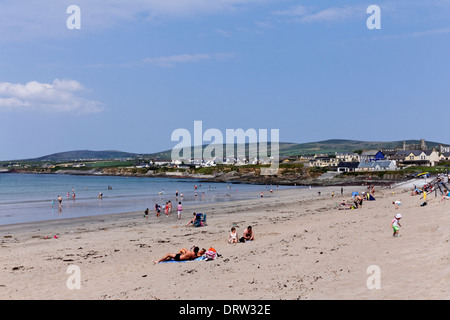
[0,173,298,226]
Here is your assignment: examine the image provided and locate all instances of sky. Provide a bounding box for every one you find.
[0,0,450,160]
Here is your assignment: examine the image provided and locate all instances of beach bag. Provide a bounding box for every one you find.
[204,247,218,260]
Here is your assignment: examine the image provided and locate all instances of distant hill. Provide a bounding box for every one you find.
[275,139,445,156]
[28,150,141,162]
[18,139,448,162]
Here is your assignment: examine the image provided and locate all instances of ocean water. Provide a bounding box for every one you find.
[0,173,297,225]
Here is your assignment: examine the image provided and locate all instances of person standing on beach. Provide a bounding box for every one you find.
[155,203,161,218]
[144,208,149,218]
[164,202,169,217]
[168,201,172,215]
[57,195,62,206]
[177,202,183,220]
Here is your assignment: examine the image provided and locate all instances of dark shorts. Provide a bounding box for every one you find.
[174,253,181,261]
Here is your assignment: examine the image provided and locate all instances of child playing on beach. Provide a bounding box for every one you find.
[228,227,238,243]
[391,213,402,237]
[393,200,401,209]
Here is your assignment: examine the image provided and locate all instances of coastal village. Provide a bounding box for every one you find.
[302,140,450,173]
[1,139,450,175]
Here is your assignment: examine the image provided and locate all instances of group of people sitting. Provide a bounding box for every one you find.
[338,196,363,210]
[185,212,207,227]
[154,212,255,264]
[228,226,254,243]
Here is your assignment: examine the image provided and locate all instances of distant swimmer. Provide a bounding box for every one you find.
[57,195,62,206]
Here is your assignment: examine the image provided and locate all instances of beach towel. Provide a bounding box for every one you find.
[158,256,206,263]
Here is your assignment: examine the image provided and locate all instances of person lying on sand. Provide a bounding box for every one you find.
[178,247,206,257]
[154,246,200,263]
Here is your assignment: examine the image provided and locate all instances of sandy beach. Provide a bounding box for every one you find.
[0,181,449,300]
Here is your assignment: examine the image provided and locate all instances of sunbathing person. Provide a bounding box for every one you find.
[178,247,206,257]
[154,246,200,263]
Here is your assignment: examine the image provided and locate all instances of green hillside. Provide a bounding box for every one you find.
[146,139,446,159]
[27,150,141,162]
[10,139,448,163]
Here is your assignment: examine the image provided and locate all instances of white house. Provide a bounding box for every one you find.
[357,160,397,172]
[335,152,360,162]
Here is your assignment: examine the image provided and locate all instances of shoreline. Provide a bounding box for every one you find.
[1,168,412,187]
[1,184,448,300]
[0,191,281,234]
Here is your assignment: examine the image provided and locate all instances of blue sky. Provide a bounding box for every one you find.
[0,0,449,160]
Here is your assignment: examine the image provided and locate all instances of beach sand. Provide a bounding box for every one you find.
[0,183,449,300]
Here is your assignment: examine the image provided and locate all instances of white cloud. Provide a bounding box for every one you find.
[271,5,309,16]
[271,5,364,23]
[0,79,104,114]
[412,27,450,37]
[301,6,362,23]
[141,53,234,67]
